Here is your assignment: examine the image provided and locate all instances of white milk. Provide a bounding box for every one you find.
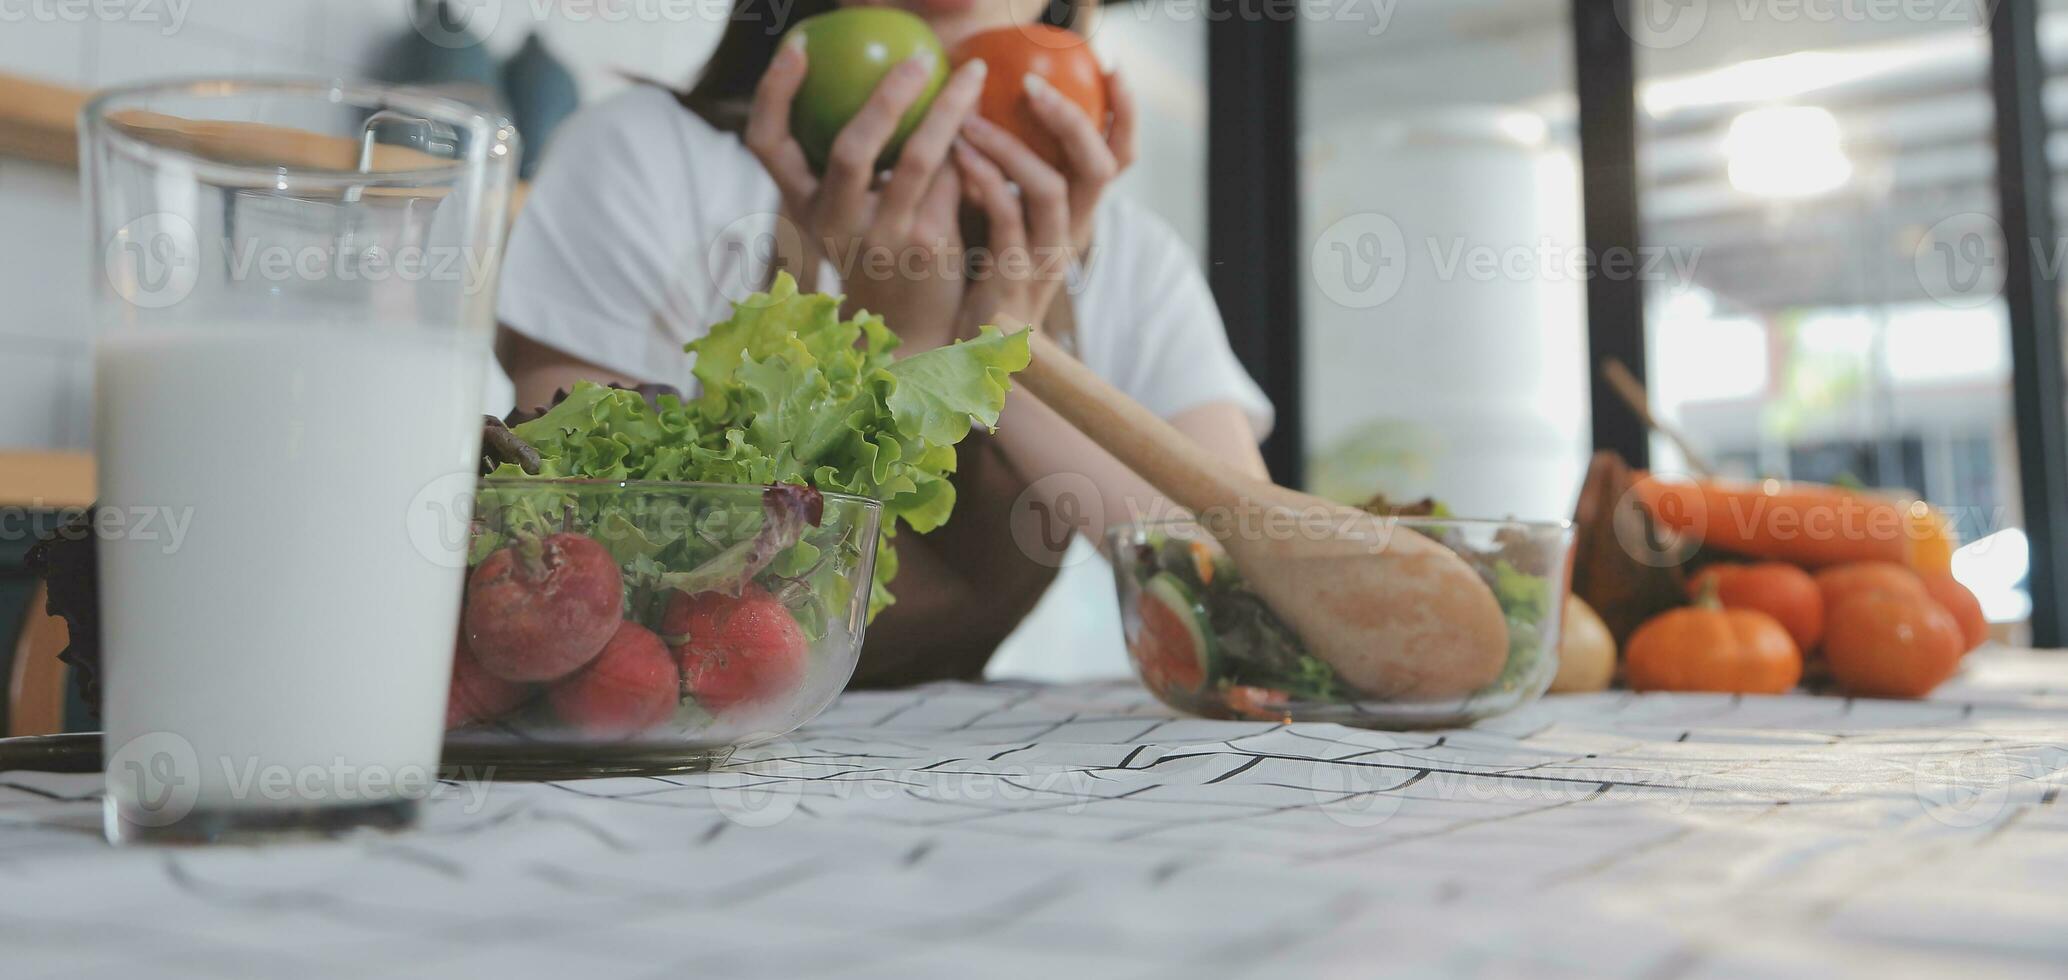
[96,325,486,816]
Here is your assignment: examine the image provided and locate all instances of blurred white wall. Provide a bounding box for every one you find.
[0,1,735,449]
[1299,112,1589,520]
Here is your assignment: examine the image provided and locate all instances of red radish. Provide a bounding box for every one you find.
[548,622,680,737]
[446,639,527,729]
[663,584,808,713]
[464,532,623,681]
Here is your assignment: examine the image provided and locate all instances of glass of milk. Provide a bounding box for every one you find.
[82,79,518,843]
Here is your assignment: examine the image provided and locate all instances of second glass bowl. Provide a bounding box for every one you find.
[1107,516,1574,728]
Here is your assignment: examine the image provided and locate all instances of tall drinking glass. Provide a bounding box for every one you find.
[83,79,517,843]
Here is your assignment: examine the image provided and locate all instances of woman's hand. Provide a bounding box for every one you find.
[952,68,1136,331]
[744,39,989,349]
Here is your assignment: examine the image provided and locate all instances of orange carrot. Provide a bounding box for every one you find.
[1188,540,1217,586]
[1629,475,1955,574]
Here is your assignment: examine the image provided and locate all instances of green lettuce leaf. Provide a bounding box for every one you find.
[1490,558,1552,691]
[501,271,1030,620]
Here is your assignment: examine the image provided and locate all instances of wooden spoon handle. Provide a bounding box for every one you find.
[1015,330,1248,516]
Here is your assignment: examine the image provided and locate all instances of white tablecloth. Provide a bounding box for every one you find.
[3,651,2066,979]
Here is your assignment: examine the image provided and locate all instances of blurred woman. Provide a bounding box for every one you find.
[495,0,1270,682]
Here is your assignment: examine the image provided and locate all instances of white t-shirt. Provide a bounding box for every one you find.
[497,85,1272,434]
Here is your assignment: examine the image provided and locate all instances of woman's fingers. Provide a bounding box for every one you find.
[954,138,1036,301]
[744,37,818,202]
[960,115,1070,254]
[1022,73,1117,189]
[919,169,962,241]
[955,139,1023,251]
[822,55,938,205]
[879,58,988,227]
[1104,69,1137,172]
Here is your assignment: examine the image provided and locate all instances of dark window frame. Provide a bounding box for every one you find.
[1205,2,1304,486]
[1988,0,2068,644]
[1572,0,1650,469]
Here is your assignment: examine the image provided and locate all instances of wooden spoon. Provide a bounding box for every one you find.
[1014,331,1508,699]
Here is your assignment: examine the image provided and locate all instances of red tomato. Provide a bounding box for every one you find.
[951,24,1107,170]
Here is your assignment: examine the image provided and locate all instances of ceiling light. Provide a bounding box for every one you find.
[1724,106,1852,198]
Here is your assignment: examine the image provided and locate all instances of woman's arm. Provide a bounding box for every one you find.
[854,389,1266,687]
[946,70,1271,539]
[851,430,1065,686]
[496,326,648,412]
[986,386,1266,544]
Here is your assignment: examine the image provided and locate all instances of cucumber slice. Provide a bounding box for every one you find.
[1132,573,1215,694]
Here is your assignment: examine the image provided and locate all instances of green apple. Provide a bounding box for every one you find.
[783,8,947,174]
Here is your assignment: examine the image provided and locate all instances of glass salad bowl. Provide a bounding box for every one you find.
[445,479,881,776]
[1106,516,1574,728]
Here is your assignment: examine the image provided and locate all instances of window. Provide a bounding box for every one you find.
[1632,5,2024,622]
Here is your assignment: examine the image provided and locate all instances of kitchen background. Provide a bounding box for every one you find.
[0,0,1212,680]
[0,0,1210,450]
[3,0,2061,675]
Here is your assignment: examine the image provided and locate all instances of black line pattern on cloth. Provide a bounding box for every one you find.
[1,660,2065,978]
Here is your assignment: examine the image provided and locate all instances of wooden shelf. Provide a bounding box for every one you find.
[0,70,527,212]
[0,72,89,168]
[0,452,93,509]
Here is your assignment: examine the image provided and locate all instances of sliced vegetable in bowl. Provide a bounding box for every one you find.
[1106,515,1574,728]
[1135,573,1217,696]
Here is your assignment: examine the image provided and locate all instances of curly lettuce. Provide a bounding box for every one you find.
[487,272,1030,619]
[1490,558,1552,691]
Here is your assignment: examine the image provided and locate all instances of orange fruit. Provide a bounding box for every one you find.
[1814,561,1926,614]
[1625,604,1801,695]
[1919,573,1987,652]
[1690,562,1824,651]
[1823,591,1964,698]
